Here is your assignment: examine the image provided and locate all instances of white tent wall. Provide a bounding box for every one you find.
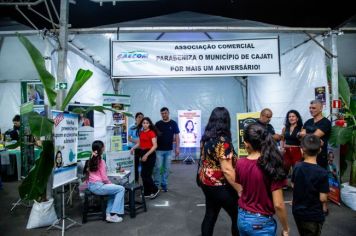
[0,35,50,133]
[119,77,245,145]
[117,31,247,145]
[50,49,114,141]
[248,35,329,134]
[0,82,21,133]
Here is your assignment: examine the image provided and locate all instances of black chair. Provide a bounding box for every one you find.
[124,183,147,218]
[82,189,107,223]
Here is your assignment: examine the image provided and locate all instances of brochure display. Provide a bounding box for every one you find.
[106,151,134,183]
[178,110,201,148]
[103,94,130,150]
[52,111,78,189]
[103,94,134,183]
[236,112,260,157]
[68,104,94,161]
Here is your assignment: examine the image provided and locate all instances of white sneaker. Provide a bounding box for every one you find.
[106,214,123,223]
[150,189,160,199]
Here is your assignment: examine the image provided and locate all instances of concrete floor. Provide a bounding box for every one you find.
[0,162,355,236]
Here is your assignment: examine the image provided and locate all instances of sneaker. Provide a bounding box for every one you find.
[150,189,160,199]
[106,214,123,223]
[161,186,168,192]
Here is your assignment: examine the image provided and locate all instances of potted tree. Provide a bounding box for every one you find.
[16,34,134,229]
[328,69,356,210]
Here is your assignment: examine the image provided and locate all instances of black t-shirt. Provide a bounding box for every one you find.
[155,120,180,151]
[303,117,331,156]
[256,120,275,135]
[292,162,329,222]
[5,127,20,141]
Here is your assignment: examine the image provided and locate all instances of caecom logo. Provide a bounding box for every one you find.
[116,50,148,63]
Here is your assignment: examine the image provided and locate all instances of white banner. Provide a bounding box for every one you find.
[112,38,280,78]
[68,104,94,161]
[178,110,201,148]
[53,111,78,189]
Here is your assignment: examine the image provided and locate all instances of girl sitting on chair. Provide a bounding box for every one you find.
[85,140,125,223]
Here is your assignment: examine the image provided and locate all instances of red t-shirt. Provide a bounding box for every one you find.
[235,158,287,216]
[139,130,156,150]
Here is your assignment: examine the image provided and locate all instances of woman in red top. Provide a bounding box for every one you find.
[198,107,241,236]
[130,117,159,199]
[235,124,289,236]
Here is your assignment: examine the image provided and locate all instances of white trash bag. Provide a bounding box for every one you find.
[26,198,58,229]
[341,182,356,211]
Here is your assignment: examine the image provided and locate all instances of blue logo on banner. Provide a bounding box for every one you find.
[116,51,148,63]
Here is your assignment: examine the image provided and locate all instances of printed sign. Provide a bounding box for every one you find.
[237,112,260,156]
[53,111,78,189]
[112,38,281,78]
[178,110,201,148]
[315,86,326,105]
[68,104,94,161]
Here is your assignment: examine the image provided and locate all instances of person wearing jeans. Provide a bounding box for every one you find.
[88,182,125,218]
[154,107,180,192]
[86,140,125,223]
[235,124,289,236]
[154,150,172,191]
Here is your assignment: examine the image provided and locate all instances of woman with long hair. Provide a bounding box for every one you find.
[130,117,160,199]
[198,107,240,236]
[236,124,289,235]
[86,140,125,223]
[281,110,303,175]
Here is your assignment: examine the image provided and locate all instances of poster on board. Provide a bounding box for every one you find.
[52,111,78,189]
[237,112,260,157]
[315,86,326,105]
[103,94,131,150]
[68,104,94,161]
[178,110,201,148]
[327,146,341,205]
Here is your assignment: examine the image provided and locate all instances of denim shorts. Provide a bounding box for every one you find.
[238,208,276,236]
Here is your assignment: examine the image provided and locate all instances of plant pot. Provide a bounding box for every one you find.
[341,182,356,211]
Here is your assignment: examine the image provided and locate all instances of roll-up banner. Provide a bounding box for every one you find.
[178,110,201,148]
[112,38,280,78]
[53,111,78,189]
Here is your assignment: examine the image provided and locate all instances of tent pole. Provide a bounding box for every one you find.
[331,32,339,120]
[56,0,69,110]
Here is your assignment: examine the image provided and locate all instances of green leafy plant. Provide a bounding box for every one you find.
[16,34,108,201]
[328,67,356,186]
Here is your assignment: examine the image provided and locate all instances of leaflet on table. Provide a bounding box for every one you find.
[52,111,78,189]
[106,151,134,183]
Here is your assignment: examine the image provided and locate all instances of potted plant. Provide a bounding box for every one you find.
[329,69,356,187]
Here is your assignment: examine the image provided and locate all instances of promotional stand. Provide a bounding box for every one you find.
[182,147,195,164]
[49,111,80,235]
[47,184,81,236]
[178,110,201,164]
